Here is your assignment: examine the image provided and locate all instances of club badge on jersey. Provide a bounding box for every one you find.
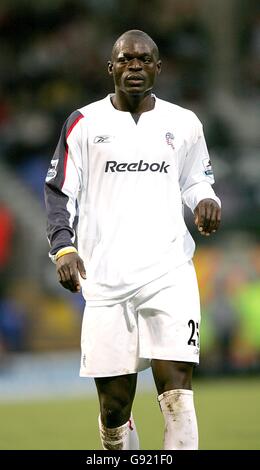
[165,132,175,149]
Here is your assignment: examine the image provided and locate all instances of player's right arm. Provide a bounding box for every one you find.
[44,110,86,293]
[56,250,86,293]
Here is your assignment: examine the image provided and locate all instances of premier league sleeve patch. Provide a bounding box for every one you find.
[202,158,213,176]
[46,159,59,182]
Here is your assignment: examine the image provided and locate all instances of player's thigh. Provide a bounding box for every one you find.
[137,260,201,364]
[80,301,142,377]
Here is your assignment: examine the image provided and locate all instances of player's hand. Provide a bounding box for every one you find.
[56,252,86,293]
[194,198,221,236]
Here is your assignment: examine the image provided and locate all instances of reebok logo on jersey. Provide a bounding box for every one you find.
[105,160,170,173]
[94,135,113,143]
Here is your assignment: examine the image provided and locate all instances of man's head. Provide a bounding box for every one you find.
[108,30,161,97]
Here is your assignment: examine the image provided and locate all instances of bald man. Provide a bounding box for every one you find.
[45,30,221,450]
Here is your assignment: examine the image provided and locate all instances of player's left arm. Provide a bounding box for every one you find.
[193,198,221,236]
[179,116,221,236]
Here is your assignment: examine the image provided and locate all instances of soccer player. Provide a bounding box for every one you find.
[45,30,221,450]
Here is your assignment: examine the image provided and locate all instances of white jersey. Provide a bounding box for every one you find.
[45,94,220,304]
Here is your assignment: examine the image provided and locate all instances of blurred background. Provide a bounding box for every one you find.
[0,0,260,450]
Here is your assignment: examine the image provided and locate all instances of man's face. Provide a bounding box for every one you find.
[108,36,161,96]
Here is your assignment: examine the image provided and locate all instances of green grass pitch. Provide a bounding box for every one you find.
[0,378,259,450]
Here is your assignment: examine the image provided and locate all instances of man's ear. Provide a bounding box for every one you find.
[107,61,113,75]
[156,60,162,75]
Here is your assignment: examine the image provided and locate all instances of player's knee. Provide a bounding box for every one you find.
[167,362,193,391]
[171,362,194,389]
[100,396,132,428]
[152,360,194,394]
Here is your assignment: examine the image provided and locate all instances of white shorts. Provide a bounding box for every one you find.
[80,260,200,377]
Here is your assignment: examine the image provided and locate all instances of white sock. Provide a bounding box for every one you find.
[128,414,140,450]
[98,414,139,450]
[158,389,198,450]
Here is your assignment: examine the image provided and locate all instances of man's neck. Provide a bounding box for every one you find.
[111,92,155,114]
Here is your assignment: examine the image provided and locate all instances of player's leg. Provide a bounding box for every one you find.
[151,359,193,393]
[95,373,139,450]
[80,300,143,450]
[95,373,137,427]
[151,359,198,450]
[136,260,200,450]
